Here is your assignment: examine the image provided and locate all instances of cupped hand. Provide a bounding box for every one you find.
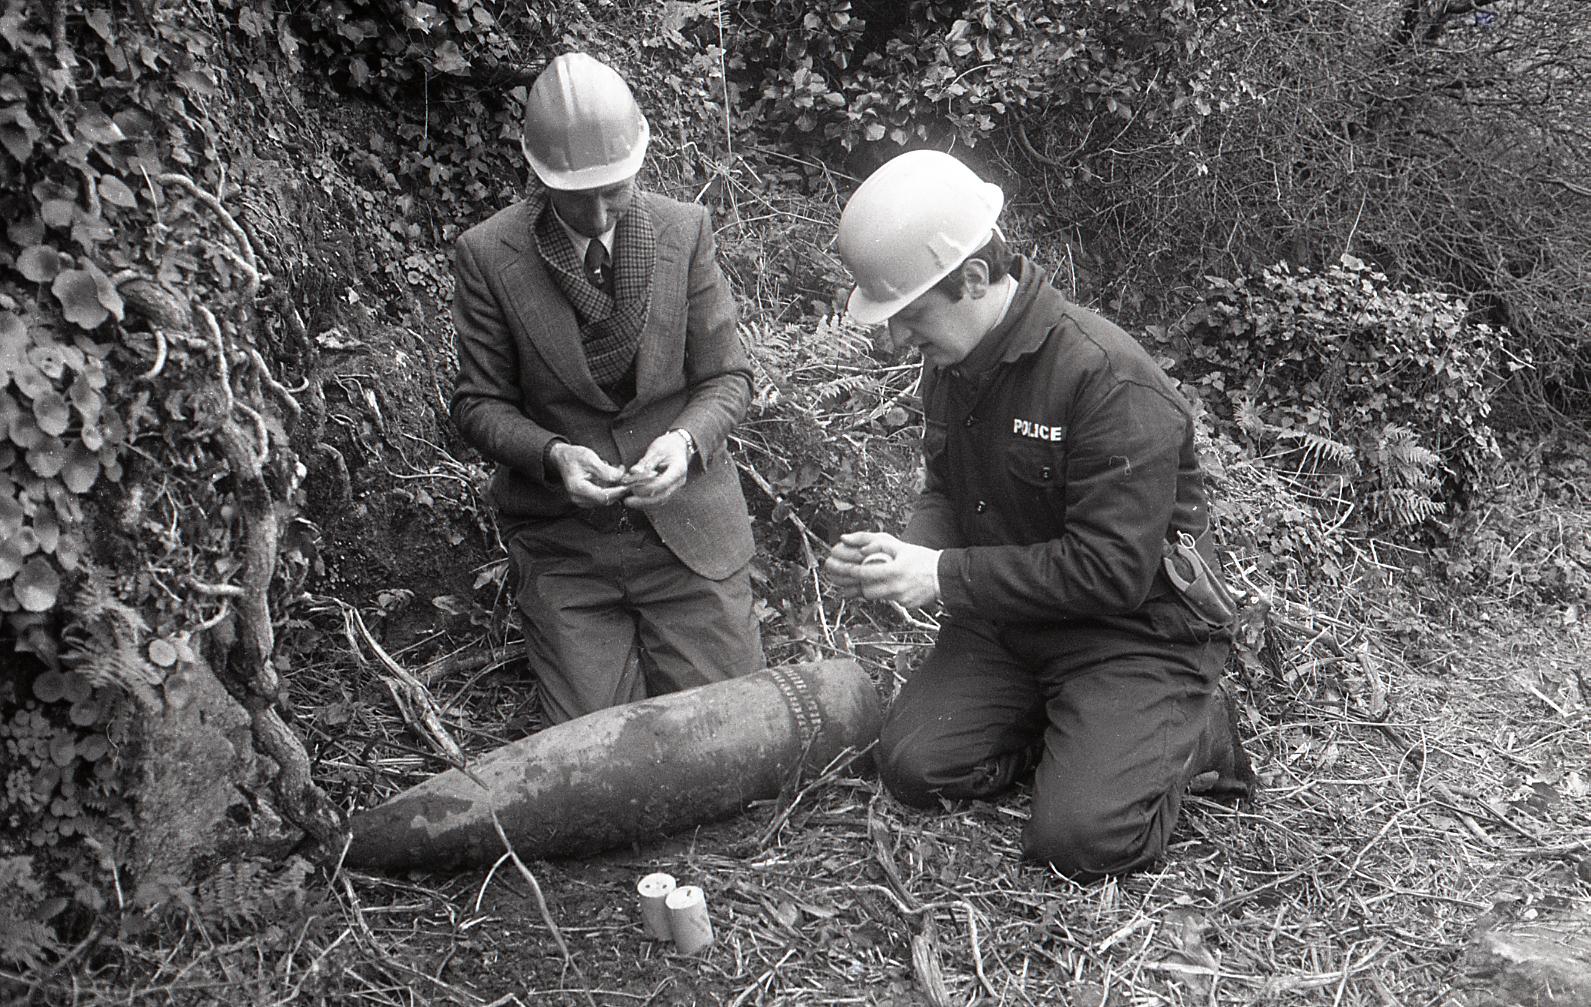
[549,442,630,507]
[823,531,942,608]
[621,430,691,509]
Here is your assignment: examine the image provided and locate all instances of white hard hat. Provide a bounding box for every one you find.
[521,53,650,190]
[836,150,1005,325]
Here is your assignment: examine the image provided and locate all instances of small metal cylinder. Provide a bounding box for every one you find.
[665,885,713,954]
[637,872,675,940]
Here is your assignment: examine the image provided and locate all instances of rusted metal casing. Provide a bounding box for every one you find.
[345,659,881,870]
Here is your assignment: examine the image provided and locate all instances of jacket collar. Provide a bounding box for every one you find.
[491,190,671,413]
[955,256,1054,376]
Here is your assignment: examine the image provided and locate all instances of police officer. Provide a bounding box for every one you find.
[824,150,1253,879]
[451,53,762,724]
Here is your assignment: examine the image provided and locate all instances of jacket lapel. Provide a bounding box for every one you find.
[495,201,615,410]
[628,195,676,407]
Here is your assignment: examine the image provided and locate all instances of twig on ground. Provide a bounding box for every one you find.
[484,807,598,1007]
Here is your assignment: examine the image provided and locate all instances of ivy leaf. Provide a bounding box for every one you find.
[51,270,108,329]
[17,245,62,284]
[74,109,126,145]
[85,9,114,41]
[0,535,21,579]
[113,107,156,141]
[0,103,37,163]
[98,175,136,208]
[33,670,67,703]
[14,556,60,612]
[32,389,69,436]
[26,435,66,477]
[237,6,267,38]
[433,40,468,74]
[0,490,20,539]
[408,2,442,31]
[176,69,219,95]
[40,198,76,229]
[0,311,25,368]
[61,441,99,493]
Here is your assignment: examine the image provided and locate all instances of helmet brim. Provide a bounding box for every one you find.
[843,218,998,326]
[845,283,921,327]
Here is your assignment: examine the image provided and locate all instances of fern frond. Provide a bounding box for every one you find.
[812,372,876,403]
[1276,427,1357,469]
[61,631,162,708]
[195,857,312,931]
[811,312,875,358]
[0,918,58,971]
[1374,487,1446,527]
[0,857,56,971]
[1380,424,1441,472]
[1234,396,1267,438]
[71,568,148,638]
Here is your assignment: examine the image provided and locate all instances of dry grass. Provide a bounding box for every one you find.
[11,384,1588,1006]
[20,587,1582,1006]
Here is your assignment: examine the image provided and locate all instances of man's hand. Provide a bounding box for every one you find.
[621,429,691,510]
[548,442,630,507]
[823,531,942,608]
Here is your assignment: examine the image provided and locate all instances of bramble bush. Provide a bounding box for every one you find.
[1168,256,1512,536]
[731,0,1224,154]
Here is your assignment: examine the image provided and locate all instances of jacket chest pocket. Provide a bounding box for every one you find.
[1003,441,1065,516]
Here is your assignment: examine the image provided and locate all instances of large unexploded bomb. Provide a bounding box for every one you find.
[345,659,882,870]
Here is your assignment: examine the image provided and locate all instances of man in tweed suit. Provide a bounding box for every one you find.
[450,53,763,724]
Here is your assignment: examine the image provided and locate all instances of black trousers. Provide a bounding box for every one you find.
[877,600,1231,880]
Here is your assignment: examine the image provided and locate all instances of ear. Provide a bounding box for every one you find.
[959,257,992,299]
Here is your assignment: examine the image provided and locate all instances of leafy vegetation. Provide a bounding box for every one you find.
[1171,255,1513,533]
[1,0,1587,1002]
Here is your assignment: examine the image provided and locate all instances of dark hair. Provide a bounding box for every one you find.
[931,230,1017,300]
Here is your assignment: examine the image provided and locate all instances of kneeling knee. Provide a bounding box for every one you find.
[1023,817,1162,880]
[877,734,942,809]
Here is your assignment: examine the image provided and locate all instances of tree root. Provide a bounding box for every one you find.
[212,416,346,857]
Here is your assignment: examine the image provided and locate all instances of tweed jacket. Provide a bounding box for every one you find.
[450,190,755,580]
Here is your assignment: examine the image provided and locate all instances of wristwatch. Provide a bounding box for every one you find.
[670,427,696,460]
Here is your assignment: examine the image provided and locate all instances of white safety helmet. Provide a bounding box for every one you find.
[521,53,650,191]
[836,149,1005,325]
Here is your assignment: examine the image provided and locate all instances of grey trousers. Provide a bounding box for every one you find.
[506,514,764,725]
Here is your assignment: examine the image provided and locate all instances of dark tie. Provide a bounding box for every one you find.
[583,239,611,293]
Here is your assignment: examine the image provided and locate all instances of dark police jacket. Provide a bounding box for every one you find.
[906,258,1222,625]
[450,190,755,580]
